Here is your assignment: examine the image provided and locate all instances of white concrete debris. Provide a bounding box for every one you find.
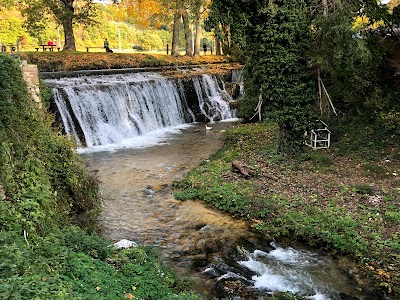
[114,239,138,249]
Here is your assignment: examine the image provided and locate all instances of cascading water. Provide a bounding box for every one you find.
[203,240,375,300]
[238,242,342,299]
[231,68,244,96]
[45,72,235,152]
[192,74,234,122]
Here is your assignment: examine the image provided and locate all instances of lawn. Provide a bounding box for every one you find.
[20,51,233,72]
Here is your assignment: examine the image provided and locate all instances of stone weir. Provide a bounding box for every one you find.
[43,64,244,149]
[39,63,243,80]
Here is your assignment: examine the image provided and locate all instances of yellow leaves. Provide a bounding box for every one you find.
[353,16,369,30]
[125,0,165,28]
[107,5,127,22]
[21,52,229,73]
[124,287,136,299]
[377,269,391,280]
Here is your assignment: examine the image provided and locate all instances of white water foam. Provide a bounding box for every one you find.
[238,242,339,300]
[76,124,191,154]
[47,72,235,152]
[193,74,234,122]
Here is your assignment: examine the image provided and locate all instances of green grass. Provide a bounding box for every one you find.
[0,227,202,300]
[173,120,400,296]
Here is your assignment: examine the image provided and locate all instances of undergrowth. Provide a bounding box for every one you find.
[329,114,400,161]
[0,227,200,299]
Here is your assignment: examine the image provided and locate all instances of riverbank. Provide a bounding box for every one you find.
[173,120,400,298]
[20,51,233,72]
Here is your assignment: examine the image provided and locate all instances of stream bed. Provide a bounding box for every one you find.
[81,121,382,300]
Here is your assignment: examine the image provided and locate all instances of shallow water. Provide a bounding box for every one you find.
[81,121,379,299]
[82,121,247,243]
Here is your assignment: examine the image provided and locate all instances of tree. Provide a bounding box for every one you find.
[204,0,247,56]
[169,0,182,56]
[121,0,211,57]
[123,0,164,28]
[307,0,397,118]
[239,0,317,154]
[121,0,183,55]
[182,5,193,56]
[21,0,97,50]
[192,0,205,56]
[0,0,15,9]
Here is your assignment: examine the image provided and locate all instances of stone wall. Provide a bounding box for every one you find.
[20,60,41,106]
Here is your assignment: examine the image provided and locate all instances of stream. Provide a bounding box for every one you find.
[81,121,380,300]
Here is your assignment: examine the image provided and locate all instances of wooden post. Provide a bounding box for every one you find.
[166,43,169,55]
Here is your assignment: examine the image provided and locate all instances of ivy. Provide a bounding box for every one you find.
[0,53,101,233]
[238,0,318,154]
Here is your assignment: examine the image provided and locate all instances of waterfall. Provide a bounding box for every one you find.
[46,72,236,151]
[192,74,234,122]
[231,68,244,96]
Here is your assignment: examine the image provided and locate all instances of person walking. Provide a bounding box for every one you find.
[203,42,207,55]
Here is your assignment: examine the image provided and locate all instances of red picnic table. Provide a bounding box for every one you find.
[37,44,60,52]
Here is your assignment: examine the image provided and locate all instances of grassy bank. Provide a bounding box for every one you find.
[0,54,203,299]
[173,120,400,297]
[20,51,233,72]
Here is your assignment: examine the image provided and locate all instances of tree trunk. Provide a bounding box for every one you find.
[171,10,181,56]
[62,17,76,51]
[215,36,222,55]
[221,24,231,55]
[193,4,203,56]
[182,9,193,56]
[322,0,328,16]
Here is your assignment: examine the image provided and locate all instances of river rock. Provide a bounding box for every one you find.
[114,239,138,249]
[214,273,256,299]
